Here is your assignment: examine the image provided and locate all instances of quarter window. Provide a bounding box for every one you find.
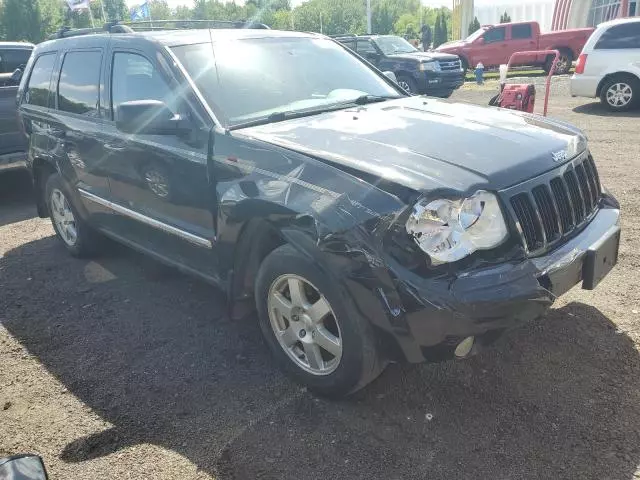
[111,52,173,119]
[24,53,56,108]
[58,50,102,116]
[483,27,506,43]
[595,22,640,49]
[511,24,533,39]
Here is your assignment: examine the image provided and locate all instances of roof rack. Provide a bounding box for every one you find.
[121,19,270,31]
[329,34,357,38]
[47,19,269,40]
[48,22,133,39]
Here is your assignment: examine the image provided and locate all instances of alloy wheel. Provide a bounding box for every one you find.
[50,188,77,247]
[398,80,412,93]
[606,82,633,108]
[267,274,342,376]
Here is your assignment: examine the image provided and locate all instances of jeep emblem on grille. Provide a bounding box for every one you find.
[552,150,567,162]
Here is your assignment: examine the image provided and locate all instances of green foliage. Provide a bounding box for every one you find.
[500,11,511,23]
[0,0,451,44]
[0,0,42,42]
[468,16,480,35]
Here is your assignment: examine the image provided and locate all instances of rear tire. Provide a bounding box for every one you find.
[255,244,383,397]
[545,49,573,75]
[600,75,639,112]
[45,173,103,258]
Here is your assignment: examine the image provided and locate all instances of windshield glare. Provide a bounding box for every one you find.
[171,37,401,127]
[465,28,486,42]
[374,36,418,55]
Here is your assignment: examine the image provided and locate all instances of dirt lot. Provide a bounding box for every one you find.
[1,77,639,480]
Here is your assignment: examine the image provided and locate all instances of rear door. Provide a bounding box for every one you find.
[476,26,508,67]
[508,24,537,65]
[48,45,113,222]
[592,22,640,78]
[95,42,218,279]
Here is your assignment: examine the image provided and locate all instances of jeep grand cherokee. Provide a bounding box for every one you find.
[18,27,620,397]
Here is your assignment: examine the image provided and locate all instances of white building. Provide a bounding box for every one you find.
[475,0,556,32]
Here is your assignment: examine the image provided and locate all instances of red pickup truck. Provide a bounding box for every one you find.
[435,21,594,75]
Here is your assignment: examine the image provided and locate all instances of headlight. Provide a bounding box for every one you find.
[419,61,440,72]
[405,191,509,264]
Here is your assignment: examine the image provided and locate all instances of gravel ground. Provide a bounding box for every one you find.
[1,77,639,480]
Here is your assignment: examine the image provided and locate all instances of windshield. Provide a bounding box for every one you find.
[465,28,486,42]
[170,37,401,128]
[374,36,418,55]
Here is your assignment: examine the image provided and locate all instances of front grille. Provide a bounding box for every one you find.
[509,154,602,254]
[437,59,461,71]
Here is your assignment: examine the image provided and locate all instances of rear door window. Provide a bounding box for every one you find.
[57,50,102,116]
[595,22,640,49]
[0,49,33,73]
[483,27,506,43]
[24,53,56,108]
[511,24,533,39]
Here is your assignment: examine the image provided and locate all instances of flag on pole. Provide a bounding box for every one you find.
[130,2,151,21]
[66,0,91,10]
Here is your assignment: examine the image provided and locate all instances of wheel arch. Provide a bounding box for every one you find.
[596,71,640,98]
[32,157,58,218]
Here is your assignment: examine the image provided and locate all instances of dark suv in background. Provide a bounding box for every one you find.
[17,25,620,397]
[335,34,465,97]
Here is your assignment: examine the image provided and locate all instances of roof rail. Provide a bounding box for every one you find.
[47,22,133,40]
[329,34,357,38]
[46,19,268,40]
[121,19,270,31]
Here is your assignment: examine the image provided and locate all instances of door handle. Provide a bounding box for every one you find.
[104,143,126,152]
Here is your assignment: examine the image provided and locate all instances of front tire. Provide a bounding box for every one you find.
[45,174,102,257]
[600,75,639,112]
[255,245,383,397]
[397,75,418,95]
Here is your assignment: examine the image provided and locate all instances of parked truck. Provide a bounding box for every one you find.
[436,21,594,75]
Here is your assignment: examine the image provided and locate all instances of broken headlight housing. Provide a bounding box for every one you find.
[405,191,508,264]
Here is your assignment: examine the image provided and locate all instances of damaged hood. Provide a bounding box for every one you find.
[240,96,587,193]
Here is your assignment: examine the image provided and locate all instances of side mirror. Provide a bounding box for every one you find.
[0,455,48,480]
[115,100,190,136]
[477,37,485,44]
[383,71,398,83]
[10,68,23,84]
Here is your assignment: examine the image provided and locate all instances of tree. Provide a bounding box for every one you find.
[440,9,447,42]
[0,0,42,42]
[500,11,511,23]
[149,0,172,20]
[433,11,446,48]
[468,16,480,35]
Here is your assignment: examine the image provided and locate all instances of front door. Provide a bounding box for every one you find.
[475,26,508,67]
[96,46,218,280]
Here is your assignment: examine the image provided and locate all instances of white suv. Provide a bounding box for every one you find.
[571,17,640,111]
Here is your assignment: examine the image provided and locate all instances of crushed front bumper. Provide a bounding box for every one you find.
[358,205,620,364]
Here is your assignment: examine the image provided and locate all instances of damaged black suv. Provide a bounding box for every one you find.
[18,27,620,396]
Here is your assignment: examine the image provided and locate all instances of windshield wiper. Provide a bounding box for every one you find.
[229,96,401,130]
[351,94,398,105]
